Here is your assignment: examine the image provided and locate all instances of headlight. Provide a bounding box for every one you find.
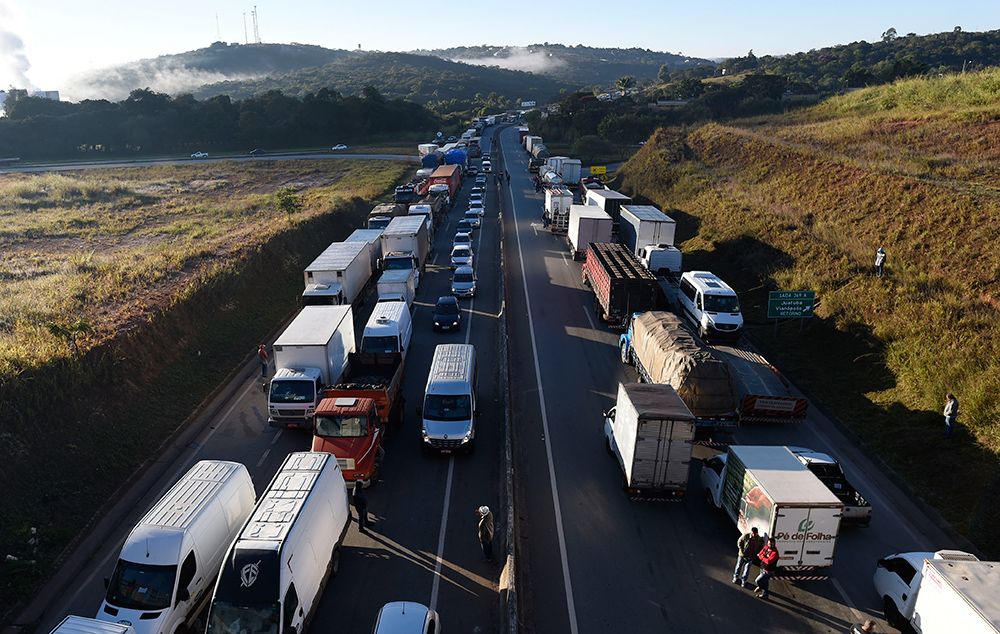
[434,321,441,326]
[305,406,315,415]
[463,430,473,441]
[269,408,278,415]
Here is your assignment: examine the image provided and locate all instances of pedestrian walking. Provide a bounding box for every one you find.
[754,538,780,600]
[477,506,495,561]
[850,620,877,633]
[257,344,269,378]
[732,526,764,587]
[944,393,959,438]
[353,481,369,533]
[874,247,887,278]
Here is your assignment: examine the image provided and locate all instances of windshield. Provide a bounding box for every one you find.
[455,236,471,245]
[362,335,399,354]
[458,223,473,231]
[435,301,459,315]
[269,379,315,404]
[454,273,474,283]
[207,602,280,634]
[368,218,390,230]
[315,414,368,438]
[704,294,741,313]
[105,560,176,610]
[383,258,414,271]
[453,248,471,257]
[423,394,472,421]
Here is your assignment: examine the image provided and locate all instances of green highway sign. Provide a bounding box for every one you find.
[767,290,816,319]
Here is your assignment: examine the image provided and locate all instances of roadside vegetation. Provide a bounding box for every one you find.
[0,159,408,614]
[617,70,1000,555]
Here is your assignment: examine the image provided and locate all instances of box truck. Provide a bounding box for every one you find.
[380,215,431,288]
[302,241,372,307]
[345,228,383,272]
[568,204,613,260]
[428,164,462,198]
[267,306,356,428]
[701,445,843,574]
[619,205,677,251]
[368,202,408,230]
[544,187,573,233]
[582,242,661,328]
[560,158,582,185]
[586,189,632,225]
[603,383,696,500]
[377,268,417,309]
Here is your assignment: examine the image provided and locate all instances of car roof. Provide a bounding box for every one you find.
[436,295,458,305]
[374,602,431,632]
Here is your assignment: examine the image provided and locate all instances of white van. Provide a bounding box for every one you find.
[52,616,135,634]
[206,452,350,634]
[97,461,255,634]
[361,301,413,359]
[420,344,477,454]
[676,271,743,341]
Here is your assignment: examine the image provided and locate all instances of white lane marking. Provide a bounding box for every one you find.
[54,377,259,614]
[429,455,456,611]
[256,448,271,468]
[582,304,597,331]
[560,252,569,267]
[503,131,581,634]
[270,428,284,445]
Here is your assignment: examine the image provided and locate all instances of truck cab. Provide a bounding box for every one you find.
[311,396,383,487]
[638,244,682,276]
[268,367,322,428]
[382,252,420,287]
[302,282,345,306]
[873,550,979,629]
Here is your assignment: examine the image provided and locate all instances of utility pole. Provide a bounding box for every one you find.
[243,12,248,44]
[251,5,261,44]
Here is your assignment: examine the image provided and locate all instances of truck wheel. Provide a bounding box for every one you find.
[883,597,902,628]
[620,343,631,365]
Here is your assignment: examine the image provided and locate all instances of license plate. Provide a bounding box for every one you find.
[440,449,452,454]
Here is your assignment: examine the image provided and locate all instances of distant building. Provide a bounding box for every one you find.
[0,89,60,115]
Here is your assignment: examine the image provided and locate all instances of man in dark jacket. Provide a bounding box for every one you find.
[353,481,369,534]
[732,526,764,587]
[477,506,495,561]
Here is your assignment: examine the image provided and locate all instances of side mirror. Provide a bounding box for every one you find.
[103,577,110,589]
[177,587,190,602]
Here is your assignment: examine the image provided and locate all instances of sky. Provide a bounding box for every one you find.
[2,0,999,93]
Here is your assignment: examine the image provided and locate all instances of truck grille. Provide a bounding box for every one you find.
[277,409,304,417]
[714,323,739,331]
[430,438,464,449]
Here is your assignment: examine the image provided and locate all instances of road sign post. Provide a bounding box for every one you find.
[768,291,816,334]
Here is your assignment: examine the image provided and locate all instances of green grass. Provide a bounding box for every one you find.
[618,73,1000,554]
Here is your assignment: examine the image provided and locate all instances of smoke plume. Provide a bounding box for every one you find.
[63,62,260,102]
[454,46,568,76]
[0,2,36,90]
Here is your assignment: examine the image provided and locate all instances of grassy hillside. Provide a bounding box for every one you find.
[0,160,409,614]
[618,70,1000,553]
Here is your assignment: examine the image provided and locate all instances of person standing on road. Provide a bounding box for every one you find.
[354,481,369,534]
[754,538,780,600]
[944,393,959,438]
[477,506,495,561]
[874,247,887,278]
[257,344,269,378]
[732,526,764,587]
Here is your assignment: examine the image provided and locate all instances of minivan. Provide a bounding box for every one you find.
[97,462,255,634]
[420,344,477,453]
[206,453,350,634]
[676,271,743,341]
[361,301,413,358]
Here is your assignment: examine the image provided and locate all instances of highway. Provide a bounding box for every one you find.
[35,136,502,632]
[497,124,959,633]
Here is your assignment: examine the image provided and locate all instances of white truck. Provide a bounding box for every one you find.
[345,228,383,272]
[873,550,999,633]
[585,189,632,227]
[700,445,843,575]
[380,215,431,288]
[377,268,417,309]
[267,305,356,428]
[568,204,613,260]
[620,205,676,250]
[302,241,372,306]
[638,244,683,276]
[560,158,582,185]
[52,618,134,634]
[544,187,573,233]
[603,383,696,500]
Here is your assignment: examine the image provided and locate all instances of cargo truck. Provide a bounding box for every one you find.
[368,202,408,230]
[531,143,550,160]
[312,396,385,487]
[429,164,462,198]
[619,205,677,251]
[874,550,1000,633]
[345,228,383,272]
[320,352,404,427]
[517,127,530,145]
[568,204,613,259]
[586,189,632,226]
[560,158,582,185]
[380,215,431,288]
[544,187,573,233]
[582,242,661,328]
[526,135,542,153]
[603,383,696,500]
[267,306,356,428]
[701,445,844,574]
[52,618,134,634]
[302,241,372,307]
[619,311,739,433]
[377,268,417,308]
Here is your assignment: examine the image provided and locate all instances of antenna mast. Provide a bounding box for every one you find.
[251,6,262,44]
[243,12,248,44]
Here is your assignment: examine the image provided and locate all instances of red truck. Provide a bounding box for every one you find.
[582,242,661,329]
[428,164,462,198]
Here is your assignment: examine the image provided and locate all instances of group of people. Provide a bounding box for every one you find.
[732,527,779,599]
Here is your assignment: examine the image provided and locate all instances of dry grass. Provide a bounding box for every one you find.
[618,72,1000,553]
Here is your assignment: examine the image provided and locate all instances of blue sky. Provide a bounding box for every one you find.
[3,0,998,91]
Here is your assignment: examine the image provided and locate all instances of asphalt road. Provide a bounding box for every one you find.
[498,124,959,634]
[37,137,501,632]
[0,152,418,174]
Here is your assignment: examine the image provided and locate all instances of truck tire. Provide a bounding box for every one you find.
[882,597,902,628]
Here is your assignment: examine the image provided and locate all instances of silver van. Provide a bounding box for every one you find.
[419,344,477,454]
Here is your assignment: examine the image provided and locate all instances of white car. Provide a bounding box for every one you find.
[451,266,477,298]
[463,210,482,228]
[332,144,349,150]
[190,151,208,158]
[469,192,484,206]
[482,161,492,173]
[450,245,474,268]
[453,231,473,249]
[469,201,485,217]
[373,601,441,634]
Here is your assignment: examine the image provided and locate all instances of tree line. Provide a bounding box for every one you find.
[0,86,440,160]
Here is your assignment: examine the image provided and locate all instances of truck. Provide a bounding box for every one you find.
[874,550,1000,633]
[586,188,633,226]
[429,164,462,198]
[638,244,683,276]
[53,617,134,634]
[368,202,408,230]
[619,311,740,433]
[619,205,677,252]
[788,447,873,526]
[377,268,417,308]
[603,383,696,500]
[380,215,431,287]
[408,203,436,242]
[531,143,550,160]
[560,158,582,185]
[319,352,404,426]
[418,143,439,156]
[302,241,372,306]
[568,204,613,259]
[312,396,385,487]
[525,135,542,153]
[700,445,844,574]
[394,183,419,204]
[517,127,530,145]
[544,187,573,233]
[268,305,356,428]
[345,228,383,272]
[582,242,661,328]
